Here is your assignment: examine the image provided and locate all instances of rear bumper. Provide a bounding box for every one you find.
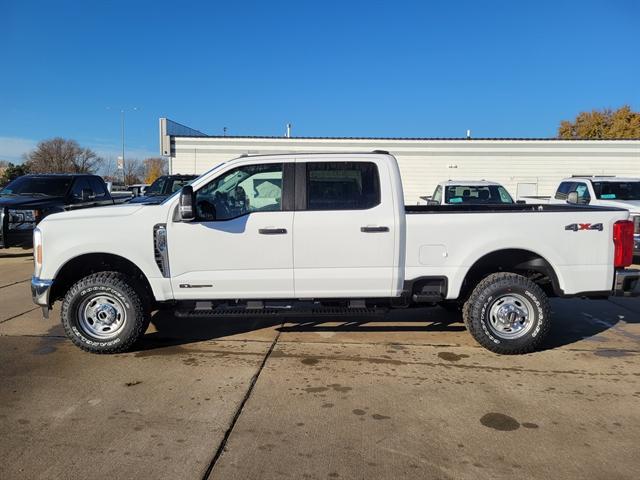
[613,269,640,297]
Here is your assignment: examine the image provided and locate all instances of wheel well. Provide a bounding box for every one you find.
[459,249,561,301]
[50,253,154,306]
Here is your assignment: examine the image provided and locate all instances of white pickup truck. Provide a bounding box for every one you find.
[420,180,515,205]
[31,153,640,355]
[520,176,640,255]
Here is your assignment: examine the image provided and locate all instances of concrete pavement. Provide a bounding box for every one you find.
[1,250,639,479]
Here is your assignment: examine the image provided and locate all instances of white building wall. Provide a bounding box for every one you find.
[167,136,640,204]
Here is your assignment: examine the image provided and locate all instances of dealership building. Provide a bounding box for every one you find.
[159,118,640,204]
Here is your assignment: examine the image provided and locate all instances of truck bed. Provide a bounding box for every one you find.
[403,202,628,299]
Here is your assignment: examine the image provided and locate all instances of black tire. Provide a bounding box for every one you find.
[61,271,150,354]
[462,272,551,354]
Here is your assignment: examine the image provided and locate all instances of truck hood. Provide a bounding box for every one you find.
[594,199,640,214]
[128,194,167,204]
[0,194,65,209]
[43,203,146,222]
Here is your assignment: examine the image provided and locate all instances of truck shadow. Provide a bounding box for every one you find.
[136,299,628,353]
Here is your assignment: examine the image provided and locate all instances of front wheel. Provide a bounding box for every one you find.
[61,272,150,354]
[462,272,551,354]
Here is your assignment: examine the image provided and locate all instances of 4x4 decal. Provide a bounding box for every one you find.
[564,223,603,232]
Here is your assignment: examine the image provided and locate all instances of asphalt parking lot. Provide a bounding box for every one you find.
[1,249,639,480]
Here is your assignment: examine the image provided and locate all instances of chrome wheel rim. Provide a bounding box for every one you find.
[487,293,534,340]
[79,294,127,339]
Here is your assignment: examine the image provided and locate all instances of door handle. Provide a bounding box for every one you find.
[361,226,389,233]
[259,228,288,235]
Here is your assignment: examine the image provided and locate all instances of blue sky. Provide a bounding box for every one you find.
[1,0,639,164]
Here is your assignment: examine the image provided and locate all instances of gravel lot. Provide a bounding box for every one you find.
[1,248,639,480]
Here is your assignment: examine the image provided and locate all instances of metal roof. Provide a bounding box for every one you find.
[169,134,640,141]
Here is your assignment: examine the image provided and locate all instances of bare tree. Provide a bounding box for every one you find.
[24,138,103,173]
[122,158,144,185]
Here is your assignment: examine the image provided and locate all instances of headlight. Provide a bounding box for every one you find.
[33,228,43,278]
[8,209,39,230]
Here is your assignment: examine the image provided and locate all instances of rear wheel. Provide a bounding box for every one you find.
[61,272,150,354]
[462,272,550,354]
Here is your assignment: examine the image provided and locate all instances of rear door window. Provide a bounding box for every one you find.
[70,178,91,201]
[306,162,380,210]
[89,177,108,199]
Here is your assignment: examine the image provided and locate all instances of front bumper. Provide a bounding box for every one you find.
[613,269,640,297]
[31,276,53,307]
[0,208,35,248]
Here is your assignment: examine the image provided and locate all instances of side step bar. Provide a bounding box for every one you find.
[174,300,386,318]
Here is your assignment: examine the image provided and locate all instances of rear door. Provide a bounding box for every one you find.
[292,158,396,297]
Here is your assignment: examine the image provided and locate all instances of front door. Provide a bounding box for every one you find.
[293,159,397,298]
[168,162,294,300]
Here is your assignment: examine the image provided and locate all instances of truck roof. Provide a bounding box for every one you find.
[439,180,503,187]
[234,151,392,160]
[22,173,100,178]
[563,176,640,183]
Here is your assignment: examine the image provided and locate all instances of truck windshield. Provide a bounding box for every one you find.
[146,176,196,196]
[0,176,73,197]
[444,185,513,204]
[145,177,168,196]
[592,181,640,201]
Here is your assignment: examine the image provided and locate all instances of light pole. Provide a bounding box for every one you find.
[107,106,137,185]
[121,109,125,184]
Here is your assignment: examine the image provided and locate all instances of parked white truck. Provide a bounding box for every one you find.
[520,176,640,254]
[421,180,515,205]
[31,153,640,355]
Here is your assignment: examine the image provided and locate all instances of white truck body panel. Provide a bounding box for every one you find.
[36,153,630,305]
[404,210,621,297]
[168,211,295,299]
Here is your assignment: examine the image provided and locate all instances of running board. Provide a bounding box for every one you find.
[174,301,385,318]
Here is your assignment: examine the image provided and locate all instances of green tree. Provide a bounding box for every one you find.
[558,105,640,139]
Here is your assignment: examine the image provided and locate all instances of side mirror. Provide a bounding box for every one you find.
[179,185,196,221]
[567,192,578,204]
[81,188,93,202]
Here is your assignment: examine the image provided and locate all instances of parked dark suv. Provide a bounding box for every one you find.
[128,174,197,204]
[0,174,115,248]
